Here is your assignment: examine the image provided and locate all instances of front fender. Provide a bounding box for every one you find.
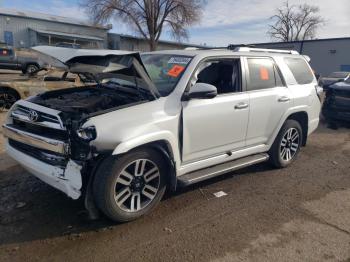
[111,131,181,167]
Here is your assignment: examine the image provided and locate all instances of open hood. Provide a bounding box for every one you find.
[31,46,160,98]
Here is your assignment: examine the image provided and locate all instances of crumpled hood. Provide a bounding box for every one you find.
[31,46,160,98]
[32,46,140,64]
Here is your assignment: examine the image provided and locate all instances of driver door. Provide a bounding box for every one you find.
[182,58,249,163]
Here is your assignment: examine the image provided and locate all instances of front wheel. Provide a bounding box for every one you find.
[269,120,303,168]
[93,149,167,222]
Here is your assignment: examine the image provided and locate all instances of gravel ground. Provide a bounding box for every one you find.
[0,111,349,262]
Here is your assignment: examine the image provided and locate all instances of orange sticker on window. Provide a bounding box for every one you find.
[167,65,185,78]
[260,67,269,80]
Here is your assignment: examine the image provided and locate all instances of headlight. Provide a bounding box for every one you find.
[76,126,97,141]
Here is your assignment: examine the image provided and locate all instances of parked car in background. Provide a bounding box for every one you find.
[0,43,43,74]
[319,71,350,90]
[0,69,87,110]
[0,46,92,110]
[322,76,350,125]
[2,46,321,222]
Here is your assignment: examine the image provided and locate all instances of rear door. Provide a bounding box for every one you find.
[244,57,292,146]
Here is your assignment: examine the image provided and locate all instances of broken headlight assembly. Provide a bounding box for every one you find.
[76,126,97,141]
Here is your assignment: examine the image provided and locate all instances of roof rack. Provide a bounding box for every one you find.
[233,47,299,55]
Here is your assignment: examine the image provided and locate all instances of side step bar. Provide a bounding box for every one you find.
[178,153,269,186]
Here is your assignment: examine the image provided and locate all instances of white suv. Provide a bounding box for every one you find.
[2,46,322,222]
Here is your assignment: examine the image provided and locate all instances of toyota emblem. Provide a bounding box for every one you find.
[28,110,39,122]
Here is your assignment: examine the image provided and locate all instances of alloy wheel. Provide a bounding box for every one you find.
[280,127,300,162]
[0,92,17,110]
[114,159,161,213]
[26,65,38,74]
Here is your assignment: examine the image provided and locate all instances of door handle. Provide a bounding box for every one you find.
[278,96,290,103]
[234,102,249,110]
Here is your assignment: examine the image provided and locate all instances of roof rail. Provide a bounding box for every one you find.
[234,47,299,55]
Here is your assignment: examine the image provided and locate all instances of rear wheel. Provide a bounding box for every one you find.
[25,64,39,74]
[269,120,303,168]
[0,88,19,111]
[93,149,167,222]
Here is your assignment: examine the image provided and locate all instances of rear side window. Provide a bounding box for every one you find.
[247,58,283,91]
[284,57,314,84]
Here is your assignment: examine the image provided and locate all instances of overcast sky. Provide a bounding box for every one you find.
[1,0,349,46]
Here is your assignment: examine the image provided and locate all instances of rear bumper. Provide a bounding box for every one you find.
[5,141,82,199]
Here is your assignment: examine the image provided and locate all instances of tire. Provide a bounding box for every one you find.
[269,120,303,168]
[0,87,20,111]
[93,148,167,222]
[25,64,39,74]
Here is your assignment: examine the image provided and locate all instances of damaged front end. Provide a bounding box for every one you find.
[3,47,161,200]
[322,82,350,123]
[3,100,86,199]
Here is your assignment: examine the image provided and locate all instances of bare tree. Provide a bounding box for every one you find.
[268,1,325,42]
[82,0,204,50]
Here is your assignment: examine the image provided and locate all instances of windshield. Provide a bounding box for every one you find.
[328,72,350,78]
[345,77,350,84]
[141,54,192,96]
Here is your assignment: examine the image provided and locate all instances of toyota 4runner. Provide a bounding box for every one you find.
[2,46,322,222]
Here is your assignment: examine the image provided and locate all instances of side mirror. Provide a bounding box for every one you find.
[186,83,217,100]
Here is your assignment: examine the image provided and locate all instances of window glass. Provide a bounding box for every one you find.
[284,57,314,84]
[141,54,192,96]
[247,58,277,90]
[195,59,241,94]
[274,66,284,87]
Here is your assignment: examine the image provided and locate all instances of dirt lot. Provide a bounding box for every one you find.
[0,111,349,262]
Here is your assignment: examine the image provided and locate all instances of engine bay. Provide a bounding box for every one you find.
[30,86,146,115]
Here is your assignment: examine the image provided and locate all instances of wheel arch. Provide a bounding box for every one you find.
[286,111,308,146]
[112,138,178,191]
[23,62,40,69]
[268,109,310,150]
[0,85,22,102]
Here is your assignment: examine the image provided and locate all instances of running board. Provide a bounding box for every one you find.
[178,153,269,186]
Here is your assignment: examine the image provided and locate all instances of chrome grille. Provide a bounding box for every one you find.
[11,105,64,130]
[4,102,69,156]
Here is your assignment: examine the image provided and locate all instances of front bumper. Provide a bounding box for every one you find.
[323,108,350,122]
[5,141,82,199]
[2,124,68,154]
